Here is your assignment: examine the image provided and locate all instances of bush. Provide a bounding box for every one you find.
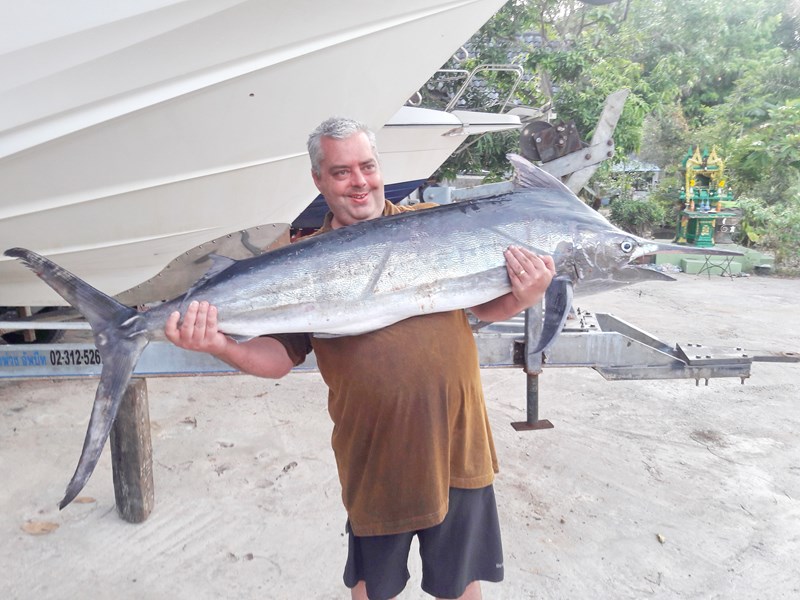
[645,180,685,229]
[609,197,666,238]
[737,193,800,274]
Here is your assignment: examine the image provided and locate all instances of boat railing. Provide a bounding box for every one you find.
[411,64,525,115]
[444,64,524,113]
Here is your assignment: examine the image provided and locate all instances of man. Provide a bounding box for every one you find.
[166,117,555,599]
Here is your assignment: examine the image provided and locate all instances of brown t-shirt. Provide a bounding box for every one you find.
[271,201,498,536]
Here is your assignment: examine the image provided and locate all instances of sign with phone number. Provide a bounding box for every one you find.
[0,345,104,377]
[49,348,102,366]
[0,341,315,379]
[0,349,101,368]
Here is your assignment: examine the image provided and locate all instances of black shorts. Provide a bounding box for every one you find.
[343,485,504,600]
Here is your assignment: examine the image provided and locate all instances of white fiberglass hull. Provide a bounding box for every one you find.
[380,106,522,188]
[0,0,507,307]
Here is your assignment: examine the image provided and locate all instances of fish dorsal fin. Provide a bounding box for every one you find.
[184,253,236,298]
[507,153,604,222]
[507,153,576,197]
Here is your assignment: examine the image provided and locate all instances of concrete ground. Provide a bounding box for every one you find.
[1,271,799,599]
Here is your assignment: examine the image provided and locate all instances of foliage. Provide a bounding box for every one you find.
[645,180,684,228]
[726,99,800,205]
[622,0,791,124]
[638,106,692,171]
[694,36,800,206]
[437,130,521,182]
[596,167,668,237]
[424,0,800,269]
[736,193,800,274]
[608,197,666,238]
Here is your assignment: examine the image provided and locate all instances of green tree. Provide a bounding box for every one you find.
[427,0,800,268]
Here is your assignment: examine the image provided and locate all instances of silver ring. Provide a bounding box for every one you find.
[518,269,526,276]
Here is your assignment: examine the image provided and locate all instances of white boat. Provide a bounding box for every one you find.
[0,0,509,308]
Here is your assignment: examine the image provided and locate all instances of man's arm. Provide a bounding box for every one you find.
[165,300,296,378]
[470,246,556,323]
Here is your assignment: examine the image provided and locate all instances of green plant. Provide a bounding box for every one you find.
[737,193,800,274]
[646,180,684,229]
[609,197,666,238]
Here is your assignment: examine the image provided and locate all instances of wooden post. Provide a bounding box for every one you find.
[110,378,154,523]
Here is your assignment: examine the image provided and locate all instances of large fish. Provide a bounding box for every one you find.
[5,154,739,508]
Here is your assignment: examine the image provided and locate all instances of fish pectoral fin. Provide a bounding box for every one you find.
[529,276,574,354]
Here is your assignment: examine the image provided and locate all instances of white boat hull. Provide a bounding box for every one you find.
[0,0,510,307]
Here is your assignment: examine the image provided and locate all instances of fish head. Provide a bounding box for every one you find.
[569,226,742,295]
[505,152,743,296]
[566,228,668,294]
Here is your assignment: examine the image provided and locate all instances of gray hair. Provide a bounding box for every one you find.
[307,117,379,176]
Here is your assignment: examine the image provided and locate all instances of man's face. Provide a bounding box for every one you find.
[312,132,385,229]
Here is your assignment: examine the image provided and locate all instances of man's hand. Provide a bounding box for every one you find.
[165,300,230,356]
[469,246,556,323]
[503,245,556,307]
[164,300,296,379]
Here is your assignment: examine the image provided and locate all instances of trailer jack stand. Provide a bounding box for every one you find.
[511,372,554,431]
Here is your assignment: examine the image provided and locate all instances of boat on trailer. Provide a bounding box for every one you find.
[0,0,511,309]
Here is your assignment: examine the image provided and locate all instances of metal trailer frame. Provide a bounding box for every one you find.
[2,303,798,523]
[2,303,796,397]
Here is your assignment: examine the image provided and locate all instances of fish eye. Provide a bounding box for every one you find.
[620,240,634,253]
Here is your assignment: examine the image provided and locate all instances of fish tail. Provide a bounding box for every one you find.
[4,248,149,509]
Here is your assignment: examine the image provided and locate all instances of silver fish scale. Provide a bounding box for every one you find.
[205,194,569,335]
[145,187,649,336]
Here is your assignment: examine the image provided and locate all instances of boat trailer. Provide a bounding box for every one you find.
[1,307,797,523]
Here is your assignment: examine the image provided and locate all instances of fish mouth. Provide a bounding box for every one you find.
[632,239,743,261]
[617,238,744,285]
[575,263,677,295]
[621,264,677,283]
